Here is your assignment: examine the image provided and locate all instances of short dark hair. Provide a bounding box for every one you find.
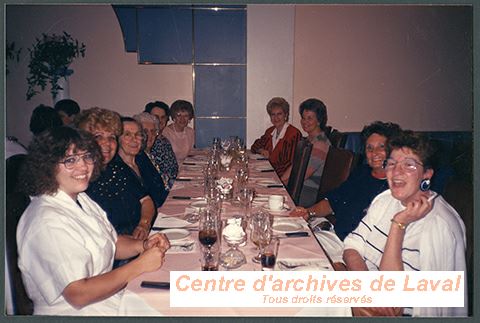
[29,104,63,136]
[18,126,103,196]
[144,101,170,117]
[299,98,328,130]
[54,99,80,116]
[388,130,435,169]
[170,100,194,119]
[360,121,402,144]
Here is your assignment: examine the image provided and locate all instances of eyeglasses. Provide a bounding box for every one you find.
[59,153,96,169]
[383,158,423,172]
[122,131,144,140]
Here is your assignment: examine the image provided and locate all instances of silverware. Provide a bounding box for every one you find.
[276,232,309,239]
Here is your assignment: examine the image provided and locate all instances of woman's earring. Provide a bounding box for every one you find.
[420,179,431,192]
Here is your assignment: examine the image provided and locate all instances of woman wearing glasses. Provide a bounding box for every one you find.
[162,100,195,162]
[343,130,467,317]
[75,108,156,241]
[16,127,169,315]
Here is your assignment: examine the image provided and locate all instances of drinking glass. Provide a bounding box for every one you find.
[250,209,272,263]
[238,187,255,217]
[200,244,220,271]
[198,208,221,251]
[220,219,247,269]
[261,238,280,271]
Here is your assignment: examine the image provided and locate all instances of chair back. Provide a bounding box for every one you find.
[443,178,473,315]
[328,129,348,149]
[286,138,313,205]
[6,192,33,315]
[6,154,27,195]
[316,146,354,200]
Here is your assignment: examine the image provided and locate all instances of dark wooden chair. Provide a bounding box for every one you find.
[328,129,348,149]
[6,192,34,315]
[443,177,473,316]
[6,154,26,195]
[286,138,313,205]
[316,146,354,200]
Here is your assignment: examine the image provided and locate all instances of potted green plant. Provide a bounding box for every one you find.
[6,41,22,75]
[26,32,86,100]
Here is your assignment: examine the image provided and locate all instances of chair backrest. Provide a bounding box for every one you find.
[316,146,354,200]
[327,129,348,149]
[6,154,27,195]
[286,138,313,205]
[6,192,33,315]
[443,177,473,315]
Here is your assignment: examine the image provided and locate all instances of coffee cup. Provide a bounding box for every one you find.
[268,195,284,211]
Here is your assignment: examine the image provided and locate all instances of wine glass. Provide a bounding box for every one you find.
[238,187,255,217]
[250,209,272,263]
[220,219,247,269]
[198,208,220,251]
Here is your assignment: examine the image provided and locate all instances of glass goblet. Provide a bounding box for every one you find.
[198,209,220,251]
[250,210,272,263]
[220,233,247,269]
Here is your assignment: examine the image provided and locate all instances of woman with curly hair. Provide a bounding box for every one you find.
[75,108,156,241]
[16,127,169,315]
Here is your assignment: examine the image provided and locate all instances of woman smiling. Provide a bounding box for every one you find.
[16,127,169,315]
[343,130,467,317]
[251,97,301,177]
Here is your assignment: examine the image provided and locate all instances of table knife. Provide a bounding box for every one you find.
[176,178,192,182]
[141,281,170,289]
[172,196,191,200]
[260,169,274,173]
[278,231,310,238]
[267,184,283,188]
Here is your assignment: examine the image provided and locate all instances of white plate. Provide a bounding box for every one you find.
[253,195,269,202]
[184,165,203,171]
[254,166,275,172]
[190,200,208,210]
[160,228,191,241]
[272,221,303,233]
[256,179,279,187]
[262,204,290,214]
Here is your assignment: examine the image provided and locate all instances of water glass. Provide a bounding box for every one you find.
[261,238,280,271]
[200,244,220,271]
[250,209,272,263]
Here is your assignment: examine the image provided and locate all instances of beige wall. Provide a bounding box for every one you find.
[6,5,193,145]
[5,5,472,147]
[291,5,472,133]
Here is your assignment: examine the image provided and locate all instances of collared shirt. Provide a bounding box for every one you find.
[17,190,120,315]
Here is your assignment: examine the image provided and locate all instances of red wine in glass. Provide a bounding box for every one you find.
[261,252,276,270]
[199,229,218,247]
[202,264,219,271]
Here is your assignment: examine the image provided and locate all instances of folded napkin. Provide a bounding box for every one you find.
[276,258,331,271]
[154,217,192,228]
[313,230,344,264]
[168,238,197,254]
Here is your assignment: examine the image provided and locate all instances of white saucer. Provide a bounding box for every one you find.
[272,221,303,233]
[190,200,208,210]
[254,166,275,172]
[262,204,289,214]
[160,228,191,241]
[256,179,279,187]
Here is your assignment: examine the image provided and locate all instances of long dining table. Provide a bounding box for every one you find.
[118,150,351,316]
